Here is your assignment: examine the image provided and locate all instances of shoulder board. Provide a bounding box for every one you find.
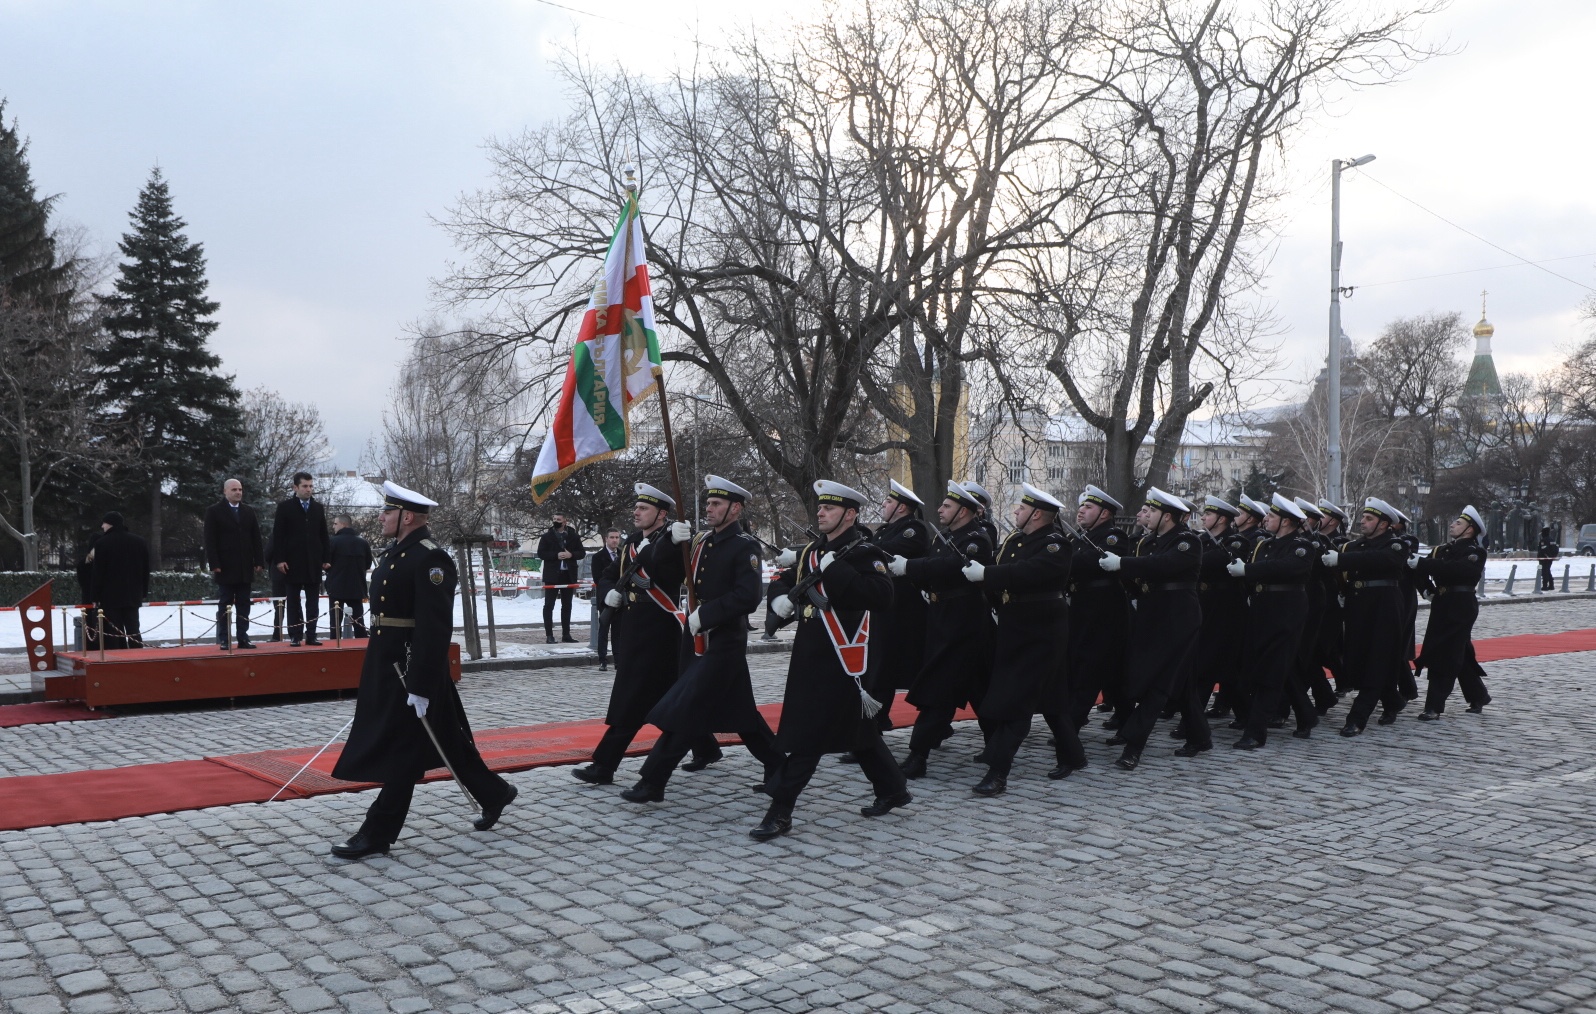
[421,538,440,550]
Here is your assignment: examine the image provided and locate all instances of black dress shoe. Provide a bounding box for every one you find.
[1204,706,1230,718]
[1115,749,1141,771]
[1103,715,1125,731]
[546,634,556,644]
[899,752,928,779]
[972,772,1007,797]
[620,780,664,803]
[473,784,518,831]
[1233,736,1263,751]
[835,752,858,764]
[1048,762,1085,779]
[860,789,912,817]
[1227,720,1246,730]
[681,752,721,772]
[1174,743,1210,757]
[1096,702,1114,713]
[561,634,578,643]
[237,641,258,650]
[572,764,614,785]
[1465,703,1485,714]
[1105,734,1128,746]
[749,804,792,841]
[1416,710,1440,722]
[304,638,322,646]
[1267,718,1286,729]
[289,640,301,647]
[1291,727,1314,739]
[1169,726,1189,739]
[330,833,389,860]
[599,663,608,671]
[1377,709,1400,726]
[1339,723,1362,738]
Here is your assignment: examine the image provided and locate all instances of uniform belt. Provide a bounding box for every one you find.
[376,616,416,628]
[999,590,1063,605]
[1139,581,1196,592]
[1350,579,1399,589]
[1434,585,1477,596]
[927,587,980,603]
[1252,583,1302,593]
[1073,578,1121,590]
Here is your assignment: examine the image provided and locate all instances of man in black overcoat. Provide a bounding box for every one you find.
[1391,509,1422,704]
[326,514,374,638]
[203,478,264,648]
[1313,499,1352,696]
[958,483,1072,796]
[1226,494,1317,749]
[90,511,150,650]
[1537,526,1558,591]
[621,475,784,803]
[1321,498,1411,735]
[1065,485,1129,731]
[755,480,908,840]
[330,481,516,860]
[886,481,995,779]
[271,471,332,645]
[864,480,930,724]
[589,528,622,667]
[1179,496,1247,754]
[1415,506,1491,719]
[536,514,586,643]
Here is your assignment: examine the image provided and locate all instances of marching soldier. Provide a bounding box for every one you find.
[757,481,911,839]
[621,476,784,803]
[1321,498,1411,736]
[1096,488,1201,770]
[1226,494,1317,749]
[572,484,719,785]
[863,480,931,725]
[962,479,1002,547]
[1292,498,1338,715]
[1181,496,1247,755]
[1415,506,1491,719]
[1206,495,1269,719]
[1391,508,1422,705]
[330,482,517,860]
[1314,499,1352,696]
[1066,485,1129,731]
[887,481,995,779]
[959,483,1074,794]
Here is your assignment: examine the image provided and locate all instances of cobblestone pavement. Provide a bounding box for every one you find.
[1,609,1594,1013]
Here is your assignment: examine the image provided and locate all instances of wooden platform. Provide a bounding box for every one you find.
[44,640,461,708]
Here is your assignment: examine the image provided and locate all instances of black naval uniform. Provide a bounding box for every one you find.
[1111,525,1203,764]
[1233,528,1316,745]
[1294,528,1338,715]
[899,518,995,768]
[1315,524,1351,694]
[767,525,906,811]
[1066,520,1130,730]
[1415,538,1491,714]
[977,523,1074,786]
[633,524,783,792]
[1186,526,1248,751]
[333,526,514,848]
[1336,530,1410,732]
[867,513,931,722]
[1395,528,1422,701]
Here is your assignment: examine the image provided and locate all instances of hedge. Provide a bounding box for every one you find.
[0,571,243,607]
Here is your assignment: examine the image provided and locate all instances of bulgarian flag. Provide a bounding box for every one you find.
[530,189,663,502]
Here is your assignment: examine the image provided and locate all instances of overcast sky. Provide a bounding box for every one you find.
[2,0,1593,469]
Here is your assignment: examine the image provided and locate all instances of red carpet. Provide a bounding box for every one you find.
[1,628,1590,831]
[0,701,105,728]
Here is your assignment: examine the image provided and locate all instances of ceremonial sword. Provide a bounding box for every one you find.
[394,662,482,815]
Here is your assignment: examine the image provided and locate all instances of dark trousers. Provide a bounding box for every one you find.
[1117,685,1171,753]
[908,703,958,756]
[100,606,142,650]
[543,586,574,636]
[1424,642,1490,713]
[591,609,614,664]
[284,582,320,642]
[215,583,253,645]
[1042,710,1087,770]
[771,734,904,807]
[637,721,781,789]
[1540,559,1555,590]
[357,754,512,846]
[982,717,1031,777]
[330,599,367,638]
[1070,667,1118,728]
[591,723,720,773]
[1245,664,1314,744]
[1174,672,1213,750]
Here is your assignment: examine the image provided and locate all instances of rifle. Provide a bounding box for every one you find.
[932,525,972,562]
[599,535,658,621]
[1055,515,1109,558]
[783,532,869,612]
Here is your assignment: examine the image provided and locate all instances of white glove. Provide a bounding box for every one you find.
[1098,554,1121,572]
[1321,551,1339,567]
[888,555,908,576]
[776,548,798,568]
[604,589,623,608]
[1226,558,1247,578]
[670,521,693,544]
[688,607,702,634]
[819,551,837,571]
[961,560,985,583]
[770,595,795,619]
[406,694,429,719]
[1406,555,1420,570]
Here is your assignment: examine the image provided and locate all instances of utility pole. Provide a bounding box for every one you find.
[1328,153,1375,506]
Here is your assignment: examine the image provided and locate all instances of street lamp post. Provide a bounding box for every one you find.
[1327,153,1376,507]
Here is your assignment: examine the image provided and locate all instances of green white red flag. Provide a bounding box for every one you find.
[530,189,663,503]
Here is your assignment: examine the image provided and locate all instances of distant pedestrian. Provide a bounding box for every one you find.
[203,478,265,649]
[536,513,585,643]
[326,514,374,638]
[90,511,150,650]
[271,471,332,645]
[1537,527,1558,591]
[589,528,622,666]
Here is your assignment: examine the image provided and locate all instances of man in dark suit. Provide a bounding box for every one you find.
[536,513,585,643]
[589,528,622,668]
[1538,527,1559,591]
[326,513,374,638]
[90,512,150,650]
[203,478,265,649]
[271,471,332,646]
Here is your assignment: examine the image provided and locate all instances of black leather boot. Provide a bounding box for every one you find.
[749,802,793,841]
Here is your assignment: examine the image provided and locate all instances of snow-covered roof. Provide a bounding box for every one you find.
[316,472,386,510]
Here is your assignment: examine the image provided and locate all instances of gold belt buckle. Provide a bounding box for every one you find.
[628,591,637,602]
[803,605,815,619]
[1000,591,1011,605]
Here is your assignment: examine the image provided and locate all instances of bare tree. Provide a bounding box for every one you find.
[1361,310,1468,482]
[234,386,332,508]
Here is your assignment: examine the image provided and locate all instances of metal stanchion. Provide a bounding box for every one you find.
[97,609,106,661]
[226,605,235,654]
[1563,564,1571,594]
[1503,564,1518,596]
[480,544,498,659]
[178,607,186,648]
[334,601,343,648]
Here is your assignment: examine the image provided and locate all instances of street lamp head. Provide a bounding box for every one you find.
[1349,154,1376,167]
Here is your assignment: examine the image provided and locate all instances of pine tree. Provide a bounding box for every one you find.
[0,99,72,308]
[98,167,242,565]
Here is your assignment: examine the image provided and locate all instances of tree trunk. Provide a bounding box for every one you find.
[149,479,164,569]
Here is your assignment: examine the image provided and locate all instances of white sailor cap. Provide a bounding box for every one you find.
[1143,486,1192,515]
[1237,495,1269,518]
[1020,482,1064,512]
[1079,484,1122,512]
[1459,504,1486,534]
[887,479,924,508]
[944,480,983,511]
[634,482,675,509]
[703,475,751,503]
[1202,495,1239,517]
[1362,497,1398,521]
[1390,506,1410,526]
[1293,497,1325,519]
[814,480,867,510]
[961,480,992,508]
[382,480,437,513]
[1271,492,1307,521]
[1317,498,1348,521]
